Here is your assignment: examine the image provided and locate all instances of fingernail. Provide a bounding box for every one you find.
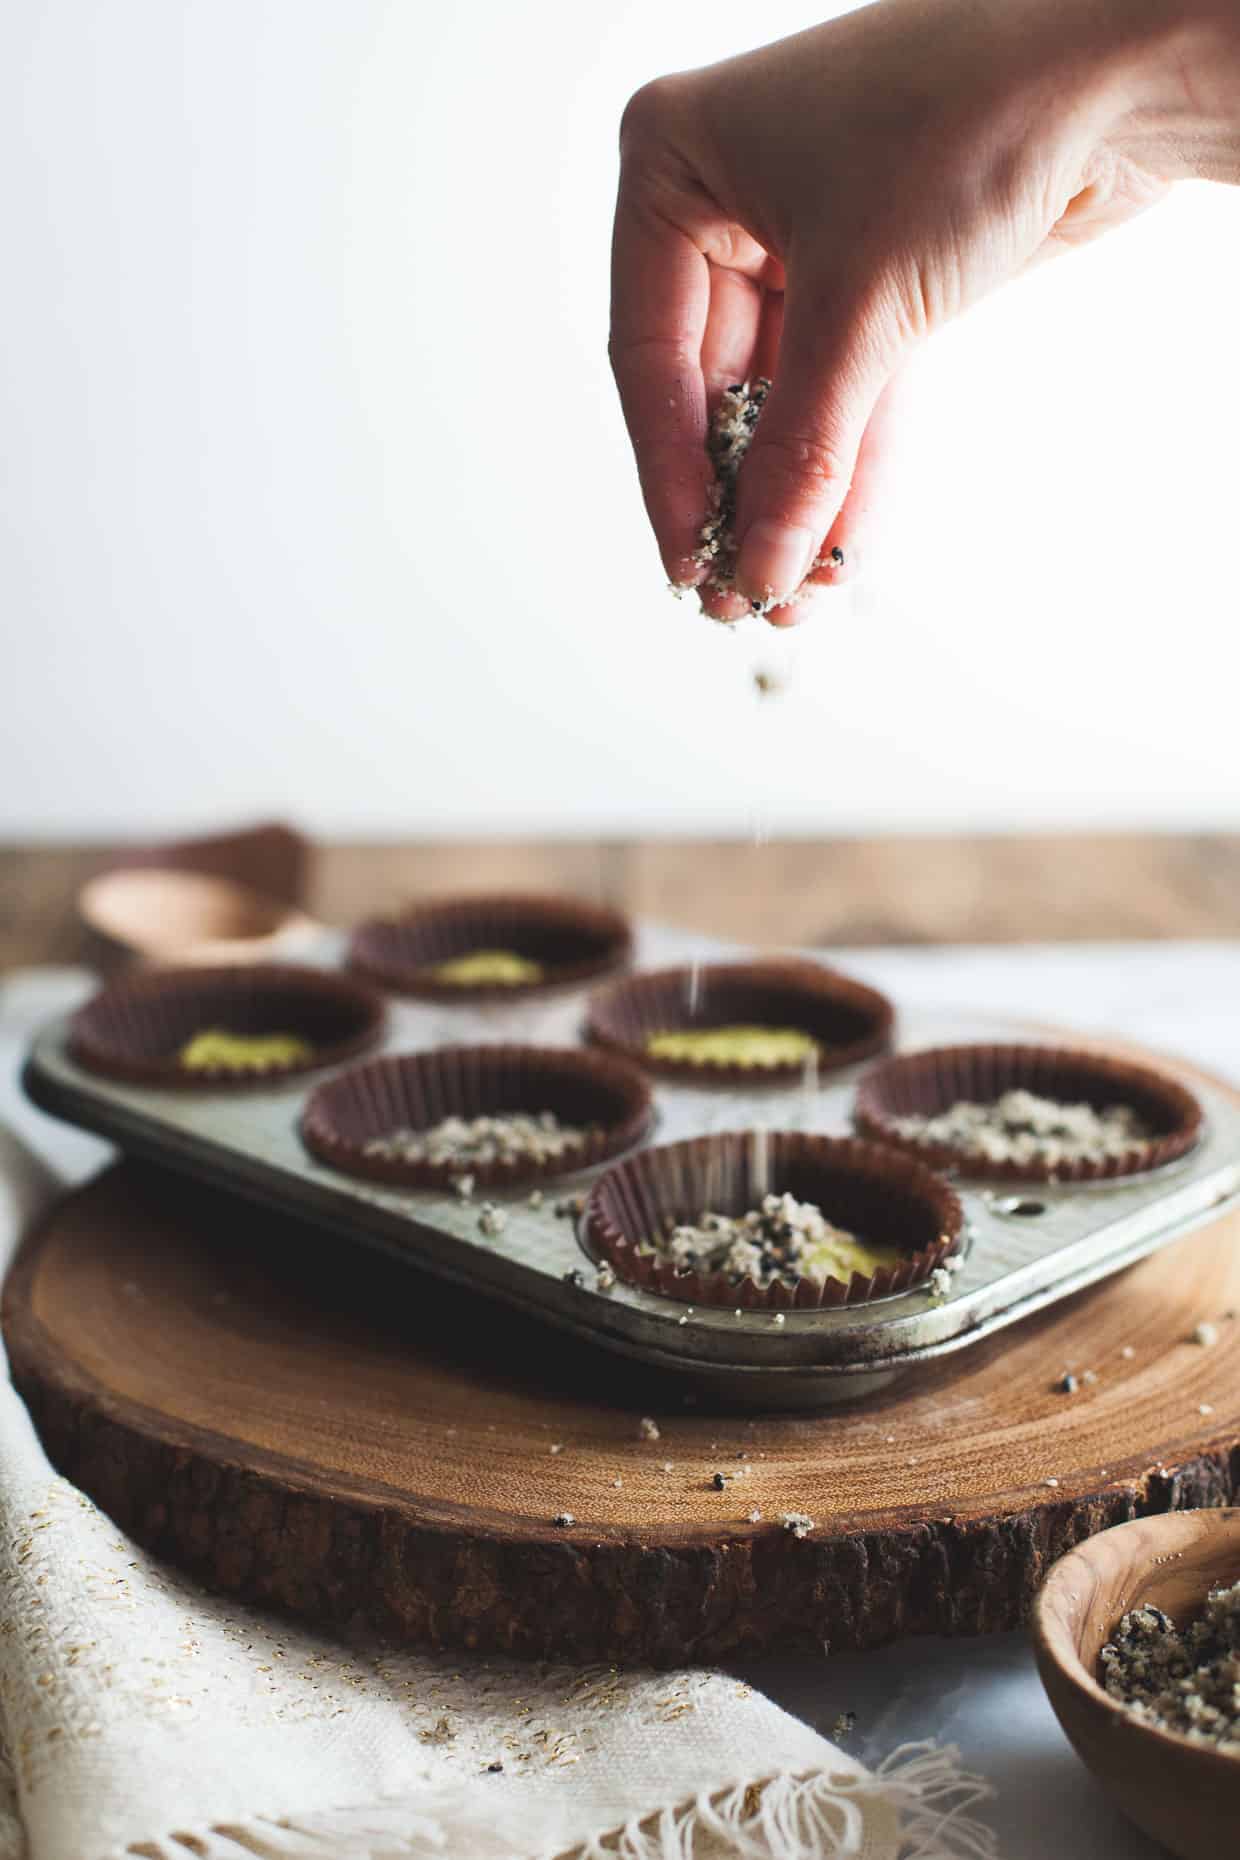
[736,522,818,604]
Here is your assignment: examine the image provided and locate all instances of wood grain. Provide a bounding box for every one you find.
[6,833,1240,973]
[1033,1510,1240,1860]
[7,1144,1240,1666]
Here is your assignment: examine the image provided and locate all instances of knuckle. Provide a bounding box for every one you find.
[619,77,675,150]
[748,429,853,502]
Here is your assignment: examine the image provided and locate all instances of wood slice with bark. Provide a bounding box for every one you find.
[6,1143,1240,1666]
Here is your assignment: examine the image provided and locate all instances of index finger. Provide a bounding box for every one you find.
[609,187,711,585]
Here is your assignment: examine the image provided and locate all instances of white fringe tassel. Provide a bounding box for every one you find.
[116,1741,997,1860]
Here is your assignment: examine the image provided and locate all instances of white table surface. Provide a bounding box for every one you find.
[10,942,1240,1860]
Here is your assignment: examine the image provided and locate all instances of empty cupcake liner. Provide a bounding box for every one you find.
[347,893,633,1002]
[853,1042,1204,1183]
[583,1131,962,1309]
[300,1043,654,1189]
[69,963,384,1089]
[585,960,894,1085]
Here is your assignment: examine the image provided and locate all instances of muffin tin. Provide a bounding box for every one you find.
[22,922,1240,1408]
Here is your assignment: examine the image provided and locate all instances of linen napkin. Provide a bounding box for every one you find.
[0,969,995,1860]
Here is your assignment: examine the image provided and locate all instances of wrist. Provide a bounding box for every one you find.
[1093,0,1240,182]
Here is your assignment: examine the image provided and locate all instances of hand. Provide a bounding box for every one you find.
[610,0,1239,622]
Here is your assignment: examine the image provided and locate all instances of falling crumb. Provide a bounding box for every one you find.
[1044,1477,1060,1488]
[661,1461,674,1474]
[779,1511,815,1539]
[711,1472,728,1491]
[595,1264,617,1292]
[1199,1403,1215,1416]
[831,1712,857,1740]
[772,1313,786,1328]
[552,1513,575,1528]
[478,1203,507,1238]
[747,1508,762,1524]
[527,1189,544,1210]
[562,1268,585,1288]
[639,1417,661,1442]
[927,1267,952,1301]
[1194,1322,1220,1348]
[1121,1345,1136,1360]
[944,1255,965,1274]
[549,1443,564,1456]
[612,1477,623,1489]
[677,1314,689,1326]
[1058,1373,1079,1395]
[452,1174,475,1201]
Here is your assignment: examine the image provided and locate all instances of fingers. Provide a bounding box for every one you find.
[610,190,713,586]
[750,286,784,384]
[694,276,779,623]
[732,276,891,605]
[802,372,903,590]
[758,372,903,626]
[699,265,764,406]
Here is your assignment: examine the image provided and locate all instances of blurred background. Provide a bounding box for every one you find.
[4,0,1240,955]
[5,0,1240,836]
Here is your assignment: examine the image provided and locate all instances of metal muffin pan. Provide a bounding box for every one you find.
[22,924,1240,1407]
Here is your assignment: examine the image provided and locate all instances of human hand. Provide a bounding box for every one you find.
[610,0,1237,622]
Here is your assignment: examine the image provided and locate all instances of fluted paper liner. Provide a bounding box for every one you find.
[347,893,632,1002]
[854,1042,1203,1183]
[301,1043,654,1189]
[583,1131,962,1309]
[585,960,893,1085]
[69,964,384,1089]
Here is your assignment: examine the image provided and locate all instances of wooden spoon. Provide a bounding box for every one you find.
[79,868,323,966]
[1032,1508,1240,1860]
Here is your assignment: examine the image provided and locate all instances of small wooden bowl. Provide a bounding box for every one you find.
[1032,1510,1240,1860]
[80,868,321,965]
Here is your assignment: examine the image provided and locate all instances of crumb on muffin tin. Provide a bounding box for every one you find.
[643,1192,901,1292]
[890,1089,1152,1170]
[362,1111,593,1170]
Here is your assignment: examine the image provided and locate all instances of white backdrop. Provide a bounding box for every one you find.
[3,0,1240,839]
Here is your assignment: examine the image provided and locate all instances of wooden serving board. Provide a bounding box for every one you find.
[7,1123,1240,1666]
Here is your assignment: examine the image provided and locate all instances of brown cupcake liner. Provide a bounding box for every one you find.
[853,1042,1204,1183]
[69,963,384,1089]
[347,893,632,1002]
[585,960,894,1086]
[582,1131,962,1310]
[300,1043,654,1189]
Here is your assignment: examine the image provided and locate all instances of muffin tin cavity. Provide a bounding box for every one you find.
[855,1042,1203,1183]
[583,1131,962,1309]
[585,960,893,1085]
[69,964,384,1089]
[301,1043,653,1189]
[347,893,632,1002]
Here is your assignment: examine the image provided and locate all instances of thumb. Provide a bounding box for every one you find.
[733,281,893,605]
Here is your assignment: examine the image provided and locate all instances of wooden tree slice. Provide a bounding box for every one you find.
[7,1143,1240,1666]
